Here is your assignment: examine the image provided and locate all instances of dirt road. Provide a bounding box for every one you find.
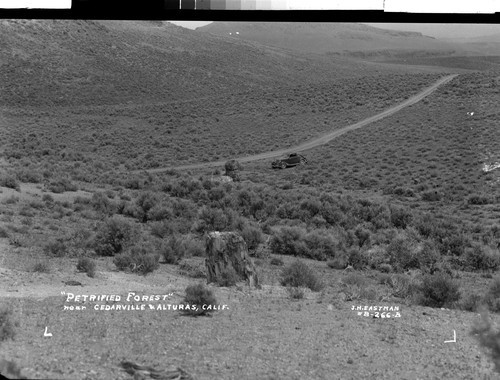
[141,74,458,173]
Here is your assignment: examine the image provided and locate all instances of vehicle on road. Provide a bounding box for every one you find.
[272,153,308,169]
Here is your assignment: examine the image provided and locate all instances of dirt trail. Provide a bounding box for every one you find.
[142,74,458,173]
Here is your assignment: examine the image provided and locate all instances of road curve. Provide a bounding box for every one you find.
[142,74,458,174]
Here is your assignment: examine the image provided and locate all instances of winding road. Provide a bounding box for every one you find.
[143,74,458,173]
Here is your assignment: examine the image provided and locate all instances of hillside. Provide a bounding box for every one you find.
[197,22,464,59]
[0,20,392,108]
[442,33,500,56]
[0,20,453,172]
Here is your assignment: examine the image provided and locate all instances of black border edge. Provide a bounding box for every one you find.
[0,9,499,23]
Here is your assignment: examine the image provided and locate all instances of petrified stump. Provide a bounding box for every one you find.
[205,231,259,287]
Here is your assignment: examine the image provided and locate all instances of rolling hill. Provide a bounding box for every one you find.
[442,33,500,56]
[0,19,452,171]
[0,19,411,109]
[197,22,465,59]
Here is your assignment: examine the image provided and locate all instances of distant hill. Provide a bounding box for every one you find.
[441,33,500,56]
[197,22,464,59]
[0,20,404,108]
[445,32,500,44]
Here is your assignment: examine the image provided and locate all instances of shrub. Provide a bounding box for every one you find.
[418,273,461,308]
[471,312,500,373]
[270,227,308,257]
[287,286,305,299]
[280,260,323,291]
[354,199,390,228]
[119,192,132,201]
[113,244,160,275]
[386,233,420,272]
[459,293,483,312]
[421,191,442,202]
[468,194,491,205]
[150,220,175,239]
[392,187,415,197]
[178,260,206,279]
[440,232,471,257]
[135,192,159,223]
[147,204,173,222]
[417,240,441,273]
[354,226,371,247]
[299,198,322,219]
[0,358,24,380]
[484,276,500,313]
[390,206,413,229]
[364,245,388,269]
[120,201,140,218]
[2,195,19,204]
[183,236,205,257]
[112,252,134,272]
[43,239,68,257]
[73,195,90,208]
[240,225,264,251]
[19,205,35,217]
[378,263,393,273]
[160,235,186,264]
[341,278,379,301]
[464,244,500,272]
[254,258,264,266]
[28,200,44,210]
[183,283,217,317]
[0,227,9,238]
[47,178,78,193]
[160,235,205,263]
[348,247,369,270]
[124,176,145,190]
[327,256,348,269]
[359,286,379,301]
[32,261,50,273]
[0,175,20,191]
[270,257,284,266]
[377,273,392,285]
[15,168,42,183]
[76,257,96,278]
[224,160,242,173]
[196,207,230,232]
[387,273,420,300]
[0,305,16,342]
[93,217,136,256]
[217,266,240,287]
[341,272,367,288]
[303,230,338,260]
[91,192,117,216]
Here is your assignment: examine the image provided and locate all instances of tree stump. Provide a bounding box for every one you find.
[205,231,259,287]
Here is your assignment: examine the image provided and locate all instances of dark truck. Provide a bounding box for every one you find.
[272,153,308,169]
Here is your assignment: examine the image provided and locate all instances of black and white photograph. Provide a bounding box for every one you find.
[1,3,500,379]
